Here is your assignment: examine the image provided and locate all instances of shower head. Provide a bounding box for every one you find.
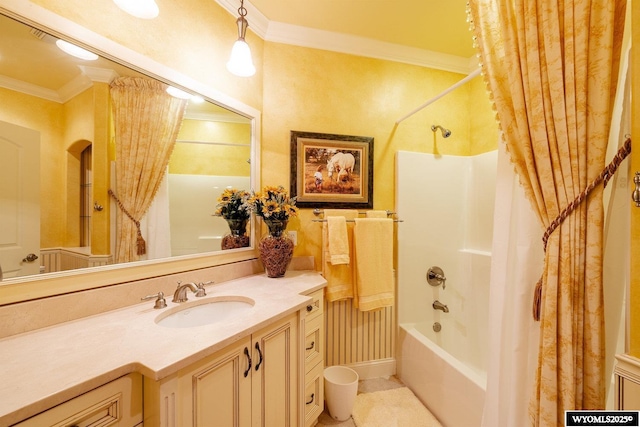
[431,125,451,138]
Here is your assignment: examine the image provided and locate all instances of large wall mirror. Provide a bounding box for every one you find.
[0,4,260,305]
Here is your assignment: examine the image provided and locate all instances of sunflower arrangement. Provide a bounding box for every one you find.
[214,188,251,220]
[247,185,298,221]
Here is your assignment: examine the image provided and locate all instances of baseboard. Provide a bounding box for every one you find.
[343,358,396,380]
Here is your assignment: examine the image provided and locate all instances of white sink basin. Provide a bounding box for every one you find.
[155,296,255,328]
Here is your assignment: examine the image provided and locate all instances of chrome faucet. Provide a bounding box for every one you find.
[172,281,208,303]
[432,300,449,313]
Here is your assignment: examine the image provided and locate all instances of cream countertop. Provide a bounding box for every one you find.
[0,270,326,426]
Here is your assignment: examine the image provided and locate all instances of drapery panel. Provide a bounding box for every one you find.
[467,0,626,425]
[110,76,187,263]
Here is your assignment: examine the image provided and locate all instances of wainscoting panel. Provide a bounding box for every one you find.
[324,298,394,367]
[41,248,112,274]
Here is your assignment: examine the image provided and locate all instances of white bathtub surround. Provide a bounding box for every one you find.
[481,143,541,426]
[167,174,250,256]
[397,325,484,426]
[396,150,496,423]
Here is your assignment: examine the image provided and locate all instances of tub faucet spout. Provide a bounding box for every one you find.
[432,300,449,313]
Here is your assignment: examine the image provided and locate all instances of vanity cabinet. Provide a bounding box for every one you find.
[145,313,299,426]
[615,354,640,409]
[14,373,142,427]
[302,289,325,427]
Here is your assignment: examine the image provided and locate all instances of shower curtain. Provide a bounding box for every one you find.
[481,142,542,427]
[139,169,172,260]
[482,13,632,424]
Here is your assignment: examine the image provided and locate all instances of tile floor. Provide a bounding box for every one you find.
[315,375,406,427]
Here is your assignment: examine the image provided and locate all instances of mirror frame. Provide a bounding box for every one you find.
[0,2,261,306]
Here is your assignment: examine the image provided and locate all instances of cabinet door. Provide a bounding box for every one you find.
[177,337,252,427]
[252,313,299,427]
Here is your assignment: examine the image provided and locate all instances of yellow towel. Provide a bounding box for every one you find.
[353,218,394,311]
[366,210,388,218]
[327,216,350,265]
[322,209,359,302]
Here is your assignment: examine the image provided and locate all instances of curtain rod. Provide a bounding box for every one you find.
[395,68,482,125]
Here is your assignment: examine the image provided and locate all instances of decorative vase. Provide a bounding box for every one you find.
[221,218,250,250]
[258,218,294,278]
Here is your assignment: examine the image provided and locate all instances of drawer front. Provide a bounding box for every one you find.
[15,373,142,427]
[304,290,324,322]
[304,315,323,372]
[304,361,324,426]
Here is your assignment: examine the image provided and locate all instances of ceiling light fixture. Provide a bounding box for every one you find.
[112,0,159,19]
[226,0,256,77]
[55,39,99,61]
[166,86,193,100]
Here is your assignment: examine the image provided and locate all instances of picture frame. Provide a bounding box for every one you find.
[290,131,374,209]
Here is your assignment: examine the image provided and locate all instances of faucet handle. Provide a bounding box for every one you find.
[195,281,213,297]
[141,291,167,309]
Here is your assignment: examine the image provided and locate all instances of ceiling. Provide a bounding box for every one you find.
[247,0,476,58]
[0,12,232,118]
[0,0,476,101]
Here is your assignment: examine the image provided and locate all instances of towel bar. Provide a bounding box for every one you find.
[312,208,399,218]
[313,219,403,223]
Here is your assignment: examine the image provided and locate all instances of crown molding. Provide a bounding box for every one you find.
[0,74,62,102]
[215,1,475,74]
[266,22,473,74]
[1,66,120,104]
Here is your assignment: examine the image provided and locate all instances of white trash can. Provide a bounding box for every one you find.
[323,366,359,421]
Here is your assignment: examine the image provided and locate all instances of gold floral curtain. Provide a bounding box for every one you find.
[110,76,187,263]
[467,0,626,425]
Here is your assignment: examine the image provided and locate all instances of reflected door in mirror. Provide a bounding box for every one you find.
[0,120,41,279]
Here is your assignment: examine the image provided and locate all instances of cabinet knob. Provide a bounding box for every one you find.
[306,305,313,312]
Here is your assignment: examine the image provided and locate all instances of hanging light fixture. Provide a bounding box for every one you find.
[226,0,256,77]
[112,0,159,19]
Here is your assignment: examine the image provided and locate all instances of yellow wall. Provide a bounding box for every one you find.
[1,83,111,253]
[22,0,499,278]
[630,0,640,357]
[63,87,96,248]
[0,87,65,248]
[261,42,497,269]
[170,120,251,176]
[469,75,500,155]
[90,83,112,256]
[30,0,264,112]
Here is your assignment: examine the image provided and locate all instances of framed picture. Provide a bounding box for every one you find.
[290,131,374,209]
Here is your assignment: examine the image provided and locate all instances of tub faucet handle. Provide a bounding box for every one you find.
[427,266,446,289]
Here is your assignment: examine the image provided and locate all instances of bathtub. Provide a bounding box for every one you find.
[397,322,486,427]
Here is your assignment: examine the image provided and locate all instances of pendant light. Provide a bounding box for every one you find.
[226,0,256,77]
[113,0,159,19]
